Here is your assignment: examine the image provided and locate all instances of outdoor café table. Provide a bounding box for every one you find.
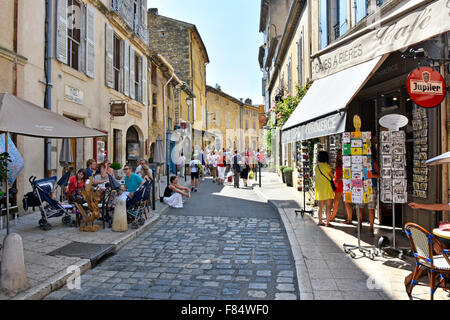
[432,228,450,249]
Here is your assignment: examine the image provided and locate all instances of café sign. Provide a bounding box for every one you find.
[312,0,450,80]
[407,67,446,108]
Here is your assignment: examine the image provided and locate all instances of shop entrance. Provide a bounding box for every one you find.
[126,126,141,169]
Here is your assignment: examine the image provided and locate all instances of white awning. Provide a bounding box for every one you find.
[282,56,385,135]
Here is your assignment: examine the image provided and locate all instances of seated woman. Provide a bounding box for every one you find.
[67,169,87,203]
[163,176,190,209]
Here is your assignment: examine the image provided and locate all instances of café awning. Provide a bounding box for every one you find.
[282,55,385,140]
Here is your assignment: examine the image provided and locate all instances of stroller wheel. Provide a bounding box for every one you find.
[41,222,52,231]
[138,216,145,226]
[38,218,46,226]
[62,215,72,225]
[131,220,139,229]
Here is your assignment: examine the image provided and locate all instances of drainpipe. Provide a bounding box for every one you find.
[44,0,53,177]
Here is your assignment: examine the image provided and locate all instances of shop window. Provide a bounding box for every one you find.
[152,106,157,123]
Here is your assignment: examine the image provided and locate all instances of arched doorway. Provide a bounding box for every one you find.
[126,126,142,169]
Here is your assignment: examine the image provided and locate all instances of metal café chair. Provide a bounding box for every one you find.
[404,223,450,300]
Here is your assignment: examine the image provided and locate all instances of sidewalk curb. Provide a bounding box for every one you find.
[254,186,314,300]
[12,204,170,300]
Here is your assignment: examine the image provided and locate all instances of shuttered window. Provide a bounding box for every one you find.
[85,4,95,78]
[355,0,368,24]
[105,23,114,88]
[297,34,303,85]
[287,57,292,94]
[134,54,141,102]
[67,0,81,70]
[338,0,347,36]
[56,0,68,64]
[122,41,129,95]
[320,0,328,49]
[130,47,135,100]
[142,57,148,105]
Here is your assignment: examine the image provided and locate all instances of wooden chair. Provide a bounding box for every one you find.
[404,223,450,300]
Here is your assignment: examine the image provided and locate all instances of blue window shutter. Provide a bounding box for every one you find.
[320,0,328,49]
[338,0,347,36]
[355,0,367,23]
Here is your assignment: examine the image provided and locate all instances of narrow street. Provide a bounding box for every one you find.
[45,177,299,300]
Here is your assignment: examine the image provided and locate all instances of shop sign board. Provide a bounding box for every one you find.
[312,0,450,80]
[407,67,446,108]
[64,85,83,105]
[298,112,347,141]
[110,102,126,117]
[379,114,409,131]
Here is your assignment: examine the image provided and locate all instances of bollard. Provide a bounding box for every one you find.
[152,168,156,211]
[112,197,128,232]
[1,233,28,293]
[259,164,261,188]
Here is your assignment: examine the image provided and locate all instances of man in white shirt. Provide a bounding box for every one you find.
[189,155,201,192]
[178,152,186,178]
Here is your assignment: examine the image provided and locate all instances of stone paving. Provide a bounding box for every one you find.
[45,177,299,300]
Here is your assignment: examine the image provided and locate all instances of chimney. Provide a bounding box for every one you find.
[148,8,159,15]
[245,98,252,105]
[215,83,221,91]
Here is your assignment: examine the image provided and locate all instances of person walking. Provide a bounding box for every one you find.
[163,176,190,208]
[189,154,201,192]
[330,150,353,224]
[217,150,226,185]
[200,149,206,181]
[314,151,335,226]
[211,150,218,183]
[232,150,241,188]
[240,152,250,187]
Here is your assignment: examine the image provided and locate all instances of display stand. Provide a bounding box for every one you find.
[295,188,314,218]
[377,115,409,259]
[343,204,378,260]
[342,115,379,260]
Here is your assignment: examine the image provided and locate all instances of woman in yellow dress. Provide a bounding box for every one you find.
[314,151,335,226]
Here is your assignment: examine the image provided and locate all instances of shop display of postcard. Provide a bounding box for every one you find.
[352,171,362,180]
[413,175,421,182]
[381,155,392,168]
[392,162,405,170]
[392,154,405,163]
[413,167,421,175]
[381,178,392,190]
[343,168,352,179]
[413,190,419,197]
[420,146,428,153]
[413,160,421,167]
[392,145,405,155]
[381,192,393,203]
[423,120,428,129]
[413,182,420,190]
[351,147,362,156]
[418,190,427,198]
[381,168,391,179]
[352,163,363,172]
[343,156,351,167]
[392,170,405,179]
[414,139,421,146]
[342,132,351,142]
[362,167,368,179]
[421,160,427,167]
[412,120,423,131]
[391,131,405,139]
[352,156,363,164]
[351,139,362,148]
[420,168,428,176]
[364,179,373,188]
[343,144,351,155]
[420,137,427,145]
[352,179,363,188]
[420,129,428,137]
[419,152,428,160]
[393,193,407,204]
[343,180,352,192]
[413,152,420,160]
[381,143,391,154]
[380,131,391,143]
[393,178,405,187]
[420,183,428,191]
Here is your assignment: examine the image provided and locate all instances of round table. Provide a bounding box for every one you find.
[432,228,450,249]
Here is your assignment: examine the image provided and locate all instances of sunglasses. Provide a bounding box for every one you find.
[123,168,129,171]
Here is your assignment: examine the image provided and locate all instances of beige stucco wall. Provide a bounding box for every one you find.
[190,30,207,134]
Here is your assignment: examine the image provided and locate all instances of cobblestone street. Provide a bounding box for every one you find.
[45,178,299,300]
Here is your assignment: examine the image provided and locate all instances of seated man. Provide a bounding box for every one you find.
[118,165,143,202]
[163,176,190,209]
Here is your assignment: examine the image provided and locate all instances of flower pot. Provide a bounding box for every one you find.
[285,171,293,187]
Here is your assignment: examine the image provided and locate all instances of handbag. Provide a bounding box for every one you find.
[317,164,336,192]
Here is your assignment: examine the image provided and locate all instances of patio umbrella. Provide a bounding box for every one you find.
[153,135,165,164]
[0,93,106,234]
[425,151,450,166]
[59,138,74,167]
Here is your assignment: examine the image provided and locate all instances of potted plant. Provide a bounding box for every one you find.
[110,162,122,179]
[283,167,293,187]
[280,165,286,183]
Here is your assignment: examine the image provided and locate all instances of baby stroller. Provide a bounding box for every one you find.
[126,180,151,229]
[24,176,75,230]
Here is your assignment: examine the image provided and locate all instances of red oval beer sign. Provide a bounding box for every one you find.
[407,67,446,108]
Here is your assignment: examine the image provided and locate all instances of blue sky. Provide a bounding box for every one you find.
[148,0,264,105]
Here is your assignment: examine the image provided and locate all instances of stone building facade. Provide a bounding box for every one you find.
[147,8,209,152]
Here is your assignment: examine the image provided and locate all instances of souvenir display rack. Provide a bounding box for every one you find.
[412,105,429,199]
[295,141,314,217]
